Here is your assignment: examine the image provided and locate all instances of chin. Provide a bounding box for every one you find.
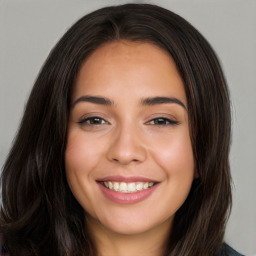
[94,210,173,237]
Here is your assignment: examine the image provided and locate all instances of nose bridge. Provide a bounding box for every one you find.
[107,120,146,164]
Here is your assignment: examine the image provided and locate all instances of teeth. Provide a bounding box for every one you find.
[120,182,127,192]
[136,183,143,191]
[103,181,155,193]
[127,183,136,192]
[143,183,148,189]
[113,182,119,191]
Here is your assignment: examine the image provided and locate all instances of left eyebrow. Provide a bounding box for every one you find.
[141,96,186,109]
[72,95,114,108]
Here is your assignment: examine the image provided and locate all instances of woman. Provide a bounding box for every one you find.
[0,3,243,256]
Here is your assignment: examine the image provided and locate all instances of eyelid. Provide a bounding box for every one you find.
[146,116,179,126]
[77,115,110,125]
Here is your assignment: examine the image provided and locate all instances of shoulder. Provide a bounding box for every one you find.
[0,247,7,256]
[0,238,7,256]
[222,243,245,256]
[0,246,7,256]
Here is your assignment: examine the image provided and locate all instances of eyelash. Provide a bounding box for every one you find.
[77,116,179,126]
[77,116,109,125]
[147,117,179,126]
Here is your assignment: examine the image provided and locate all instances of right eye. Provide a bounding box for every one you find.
[77,116,109,126]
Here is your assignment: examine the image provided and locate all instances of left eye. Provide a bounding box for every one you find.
[147,118,178,126]
[78,117,108,125]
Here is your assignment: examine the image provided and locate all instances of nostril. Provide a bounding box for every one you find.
[112,157,140,164]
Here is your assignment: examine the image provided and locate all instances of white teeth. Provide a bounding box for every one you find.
[120,182,127,192]
[108,181,113,190]
[127,183,136,192]
[113,182,119,191]
[143,183,149,189]
[136,183,143,191]
[103,181,155,193]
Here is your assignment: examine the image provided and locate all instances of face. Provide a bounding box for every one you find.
[65,41,195,237]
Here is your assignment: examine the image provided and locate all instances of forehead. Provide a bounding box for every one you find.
[81,40,177,74]
[72,40,186,105]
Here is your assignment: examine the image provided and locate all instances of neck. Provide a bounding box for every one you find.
[86,216,172,256]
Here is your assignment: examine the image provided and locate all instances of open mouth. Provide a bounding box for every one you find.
[97,179,159,204]
[100,181,156,193]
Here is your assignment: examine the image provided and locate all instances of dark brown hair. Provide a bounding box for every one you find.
[0,4,232,256]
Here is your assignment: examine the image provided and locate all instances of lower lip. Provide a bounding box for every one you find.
[98,183,158,204]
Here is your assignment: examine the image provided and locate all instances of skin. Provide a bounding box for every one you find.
[65,41,195,256]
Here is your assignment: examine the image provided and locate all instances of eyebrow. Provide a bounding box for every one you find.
[141,96,186,109]
[72,95,114,108]
[72,95,186,109]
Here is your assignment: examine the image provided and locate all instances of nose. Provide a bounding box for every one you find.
[107,124,147,165]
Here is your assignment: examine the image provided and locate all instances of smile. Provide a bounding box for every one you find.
[102,181,155,193]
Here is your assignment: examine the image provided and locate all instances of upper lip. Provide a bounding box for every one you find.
[97,175,159,183]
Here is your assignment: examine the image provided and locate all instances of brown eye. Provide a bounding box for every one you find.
[148,118,178,126]
[78,117,108,125]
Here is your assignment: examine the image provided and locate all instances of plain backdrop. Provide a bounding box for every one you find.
[0,0,255,255]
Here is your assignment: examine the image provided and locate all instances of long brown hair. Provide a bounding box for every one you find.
[0,4,232,256]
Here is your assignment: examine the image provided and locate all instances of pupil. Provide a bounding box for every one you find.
[156,118,165,124]
[92,118,101,124]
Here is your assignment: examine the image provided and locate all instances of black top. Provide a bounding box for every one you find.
[222,243,244,256]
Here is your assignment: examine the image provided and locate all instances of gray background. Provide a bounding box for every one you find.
[0,0,255,255]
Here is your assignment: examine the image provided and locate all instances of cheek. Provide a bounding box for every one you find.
[64,131,105,212]
[145,129,194,221]
[65,131,104,173]
[64,131,105,205]
[149,129,194,177]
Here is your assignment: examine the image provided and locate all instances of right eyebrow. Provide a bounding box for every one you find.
[141,96,186,110]
[71,95,114,108]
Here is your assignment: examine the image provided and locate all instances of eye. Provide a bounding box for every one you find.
[77,116,109,125]
[147,117,179,126]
